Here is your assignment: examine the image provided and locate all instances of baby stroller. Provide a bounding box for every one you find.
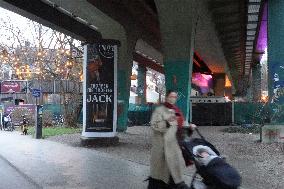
[179,127,242,189]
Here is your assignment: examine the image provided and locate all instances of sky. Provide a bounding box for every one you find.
[0,7,80,49]
[0,7,82,80]
[0,7,40,46]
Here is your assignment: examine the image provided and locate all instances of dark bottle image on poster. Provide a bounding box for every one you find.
[92,103,108,123]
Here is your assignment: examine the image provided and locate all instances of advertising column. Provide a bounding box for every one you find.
[82,40,119,138]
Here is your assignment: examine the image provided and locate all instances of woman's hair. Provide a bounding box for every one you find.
[166,90,177,97]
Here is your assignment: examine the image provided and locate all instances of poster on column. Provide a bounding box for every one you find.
[83,40,119,136]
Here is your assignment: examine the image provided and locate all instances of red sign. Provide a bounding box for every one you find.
[1,81,21,93]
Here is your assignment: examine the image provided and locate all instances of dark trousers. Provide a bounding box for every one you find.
[147,176,191,189]
[147,177,171,189]
[4,121,8,129]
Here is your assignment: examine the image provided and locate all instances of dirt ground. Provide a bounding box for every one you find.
[48,126,284,189]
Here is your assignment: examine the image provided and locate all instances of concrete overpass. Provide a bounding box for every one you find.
[0,0,272,129]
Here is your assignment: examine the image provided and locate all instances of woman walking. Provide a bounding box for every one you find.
[148,90,196,189]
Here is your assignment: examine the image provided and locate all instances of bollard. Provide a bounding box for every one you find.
[35,105,43,139]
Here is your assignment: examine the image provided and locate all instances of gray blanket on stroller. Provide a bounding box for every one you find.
[197,157,241,189]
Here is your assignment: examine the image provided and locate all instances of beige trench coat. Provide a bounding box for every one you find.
[149,105,186,184]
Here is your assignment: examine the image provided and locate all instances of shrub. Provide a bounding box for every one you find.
[42,110,53,127]
[11,108,35,126]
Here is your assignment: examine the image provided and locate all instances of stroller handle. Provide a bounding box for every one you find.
[187,123,206,140]
[195,128,206,140]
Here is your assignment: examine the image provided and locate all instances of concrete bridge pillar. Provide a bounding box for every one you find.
[268,0,284,102]
[213,73,225,97]
[154,0,197,121]
[98,25,137,132]
[114,34,137,131]
[268,0,284,123]
[137,64,147,104]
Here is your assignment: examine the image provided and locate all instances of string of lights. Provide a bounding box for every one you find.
[0,46,83,81]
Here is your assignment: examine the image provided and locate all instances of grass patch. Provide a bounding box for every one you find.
[221,125,261,134]
[28,127,82,138]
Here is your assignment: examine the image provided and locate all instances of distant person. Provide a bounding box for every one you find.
[1,114,3,130]
[148,90,196,189]
[3,113,11,129]
[21,115,28,135]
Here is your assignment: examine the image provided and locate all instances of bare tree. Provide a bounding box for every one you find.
[0,17,83,127]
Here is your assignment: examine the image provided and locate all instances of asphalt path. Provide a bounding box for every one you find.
[0,155,40,189]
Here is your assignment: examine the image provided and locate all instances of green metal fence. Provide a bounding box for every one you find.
[42,104,83,124]
[233,102,268,125]
[42,104,63,115]
[41,102,281,127]
[127,103,155,126]
[128,102,269,126]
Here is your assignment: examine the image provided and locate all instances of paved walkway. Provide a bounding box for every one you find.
[48,126,284,189]
[0,131,153,189]
[0,157,38,189]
